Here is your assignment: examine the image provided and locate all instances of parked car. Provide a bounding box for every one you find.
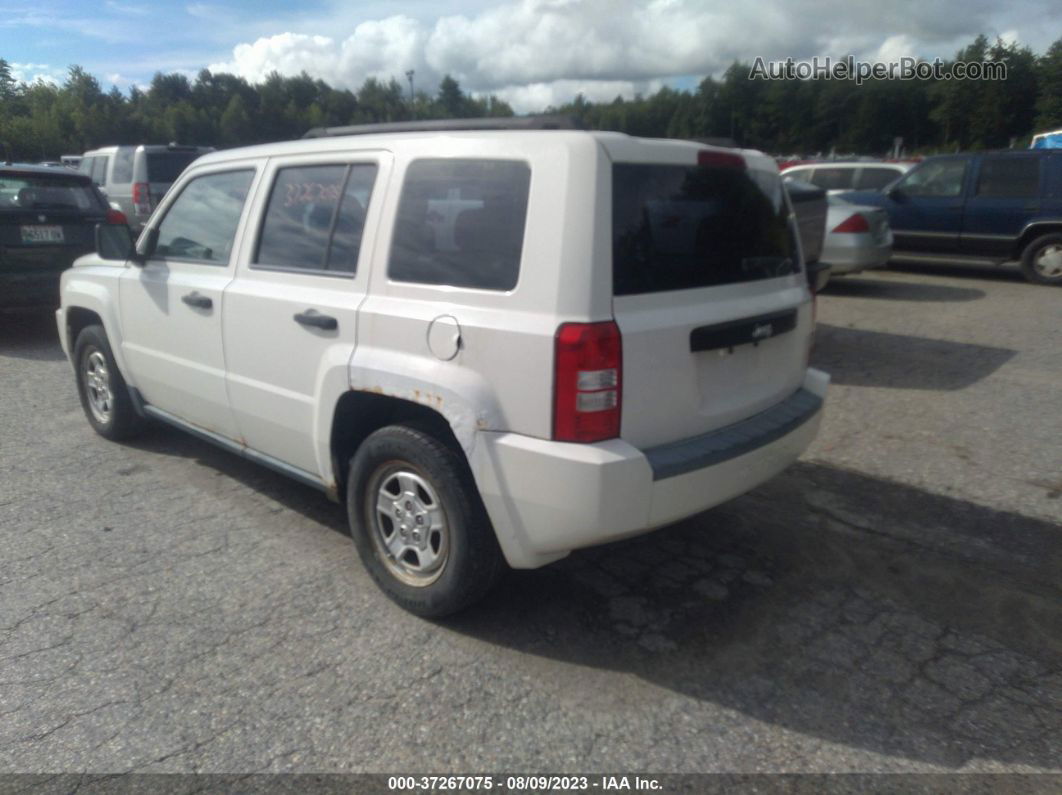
[0,163,123,308]
[60,155,83,169]
[57,118,828,616]
[818,195,893,283]
[78,143,213,231]
[782,161,913,193]
[838,149,1062,285]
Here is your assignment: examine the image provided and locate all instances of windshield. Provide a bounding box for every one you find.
[612,162,797,295]
[0,174,101,211]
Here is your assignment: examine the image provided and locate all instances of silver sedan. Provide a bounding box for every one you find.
[819,195,892,283]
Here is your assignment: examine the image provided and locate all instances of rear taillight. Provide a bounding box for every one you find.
[553,321,622,443]
[132,182,151,216]
[831,213,870,234]
[106,208,127,225]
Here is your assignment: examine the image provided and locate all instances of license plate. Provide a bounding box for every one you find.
[20,225,64,244]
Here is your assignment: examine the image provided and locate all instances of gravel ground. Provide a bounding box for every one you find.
[0,264,1059,778]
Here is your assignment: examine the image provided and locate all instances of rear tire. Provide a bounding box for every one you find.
[346,424,504,617]
[73,325,143,441]
[1020,234,1062,285]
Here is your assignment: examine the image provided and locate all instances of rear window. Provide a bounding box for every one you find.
[612,162,797,295]
[0,174,101,212]
[388,159,530,291]
[147,151,203,183]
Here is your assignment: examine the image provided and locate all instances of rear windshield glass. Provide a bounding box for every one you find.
[0,174,100,212]
[612,162,797,295]
[147,151,202,183]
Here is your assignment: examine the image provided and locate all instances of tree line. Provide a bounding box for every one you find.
[1,33,1061,162]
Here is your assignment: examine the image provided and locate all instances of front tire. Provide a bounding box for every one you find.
[1020,234,1062,285]
[73,325,143,440]
[347,424,504,617]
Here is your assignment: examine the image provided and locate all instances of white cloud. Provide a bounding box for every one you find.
[871,34,918,63]
[9,62,63,85]
[104,0,148,15]
[494,78,665,110]
[206,0,1055,112]
[999,29,1020,47]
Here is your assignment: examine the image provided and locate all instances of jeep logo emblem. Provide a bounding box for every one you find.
[751,322,773,341]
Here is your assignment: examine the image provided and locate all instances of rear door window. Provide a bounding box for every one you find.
[388,159,530,291]
[975,157,1041,198]
[612,161,797,295]
[856,168,901,190]
[809,167,855,191]
[255,163,377,275]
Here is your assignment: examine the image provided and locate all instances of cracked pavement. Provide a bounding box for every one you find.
[0,264,1059,774]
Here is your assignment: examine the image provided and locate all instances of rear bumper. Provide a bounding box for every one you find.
[821,232,892,274]
[473,368,829,569]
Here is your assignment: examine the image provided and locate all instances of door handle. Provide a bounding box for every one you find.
[293,309,338,331]
[181,291,212,309]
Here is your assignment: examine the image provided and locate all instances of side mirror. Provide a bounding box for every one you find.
[94,223,135,261]
[134,226,159,265]
[805,260,832,294]
[887,186,906,202]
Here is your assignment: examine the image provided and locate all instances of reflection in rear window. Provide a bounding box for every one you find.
[612,163,797,295]
[388,159,530,291]
[0,175,100,211]
[147,152,202,183]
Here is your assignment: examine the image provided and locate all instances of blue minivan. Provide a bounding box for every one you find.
[838,150,1062,285]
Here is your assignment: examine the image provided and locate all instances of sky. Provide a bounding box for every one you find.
[0,0,1059,112]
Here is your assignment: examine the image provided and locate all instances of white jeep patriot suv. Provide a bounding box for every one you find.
[58,118,828,616]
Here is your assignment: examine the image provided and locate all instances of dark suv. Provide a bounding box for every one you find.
[838,150,1062,285]
[0,164,116,308]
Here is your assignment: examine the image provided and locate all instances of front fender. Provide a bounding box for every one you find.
[59,261,130,379]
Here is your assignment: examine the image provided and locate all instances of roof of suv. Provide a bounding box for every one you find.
[190,128,777,173]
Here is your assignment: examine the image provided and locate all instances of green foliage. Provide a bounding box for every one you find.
[1035,39,1062,132]
[1,34,1060,161]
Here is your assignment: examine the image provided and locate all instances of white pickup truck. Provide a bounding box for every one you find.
[58,119,828,615]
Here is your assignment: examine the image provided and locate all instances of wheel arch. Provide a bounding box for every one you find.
[61,274,128,370]
[329,390,466,504]
[1014,222,1062,259]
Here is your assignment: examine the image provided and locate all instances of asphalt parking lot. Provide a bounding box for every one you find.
[1,264,1059,776]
